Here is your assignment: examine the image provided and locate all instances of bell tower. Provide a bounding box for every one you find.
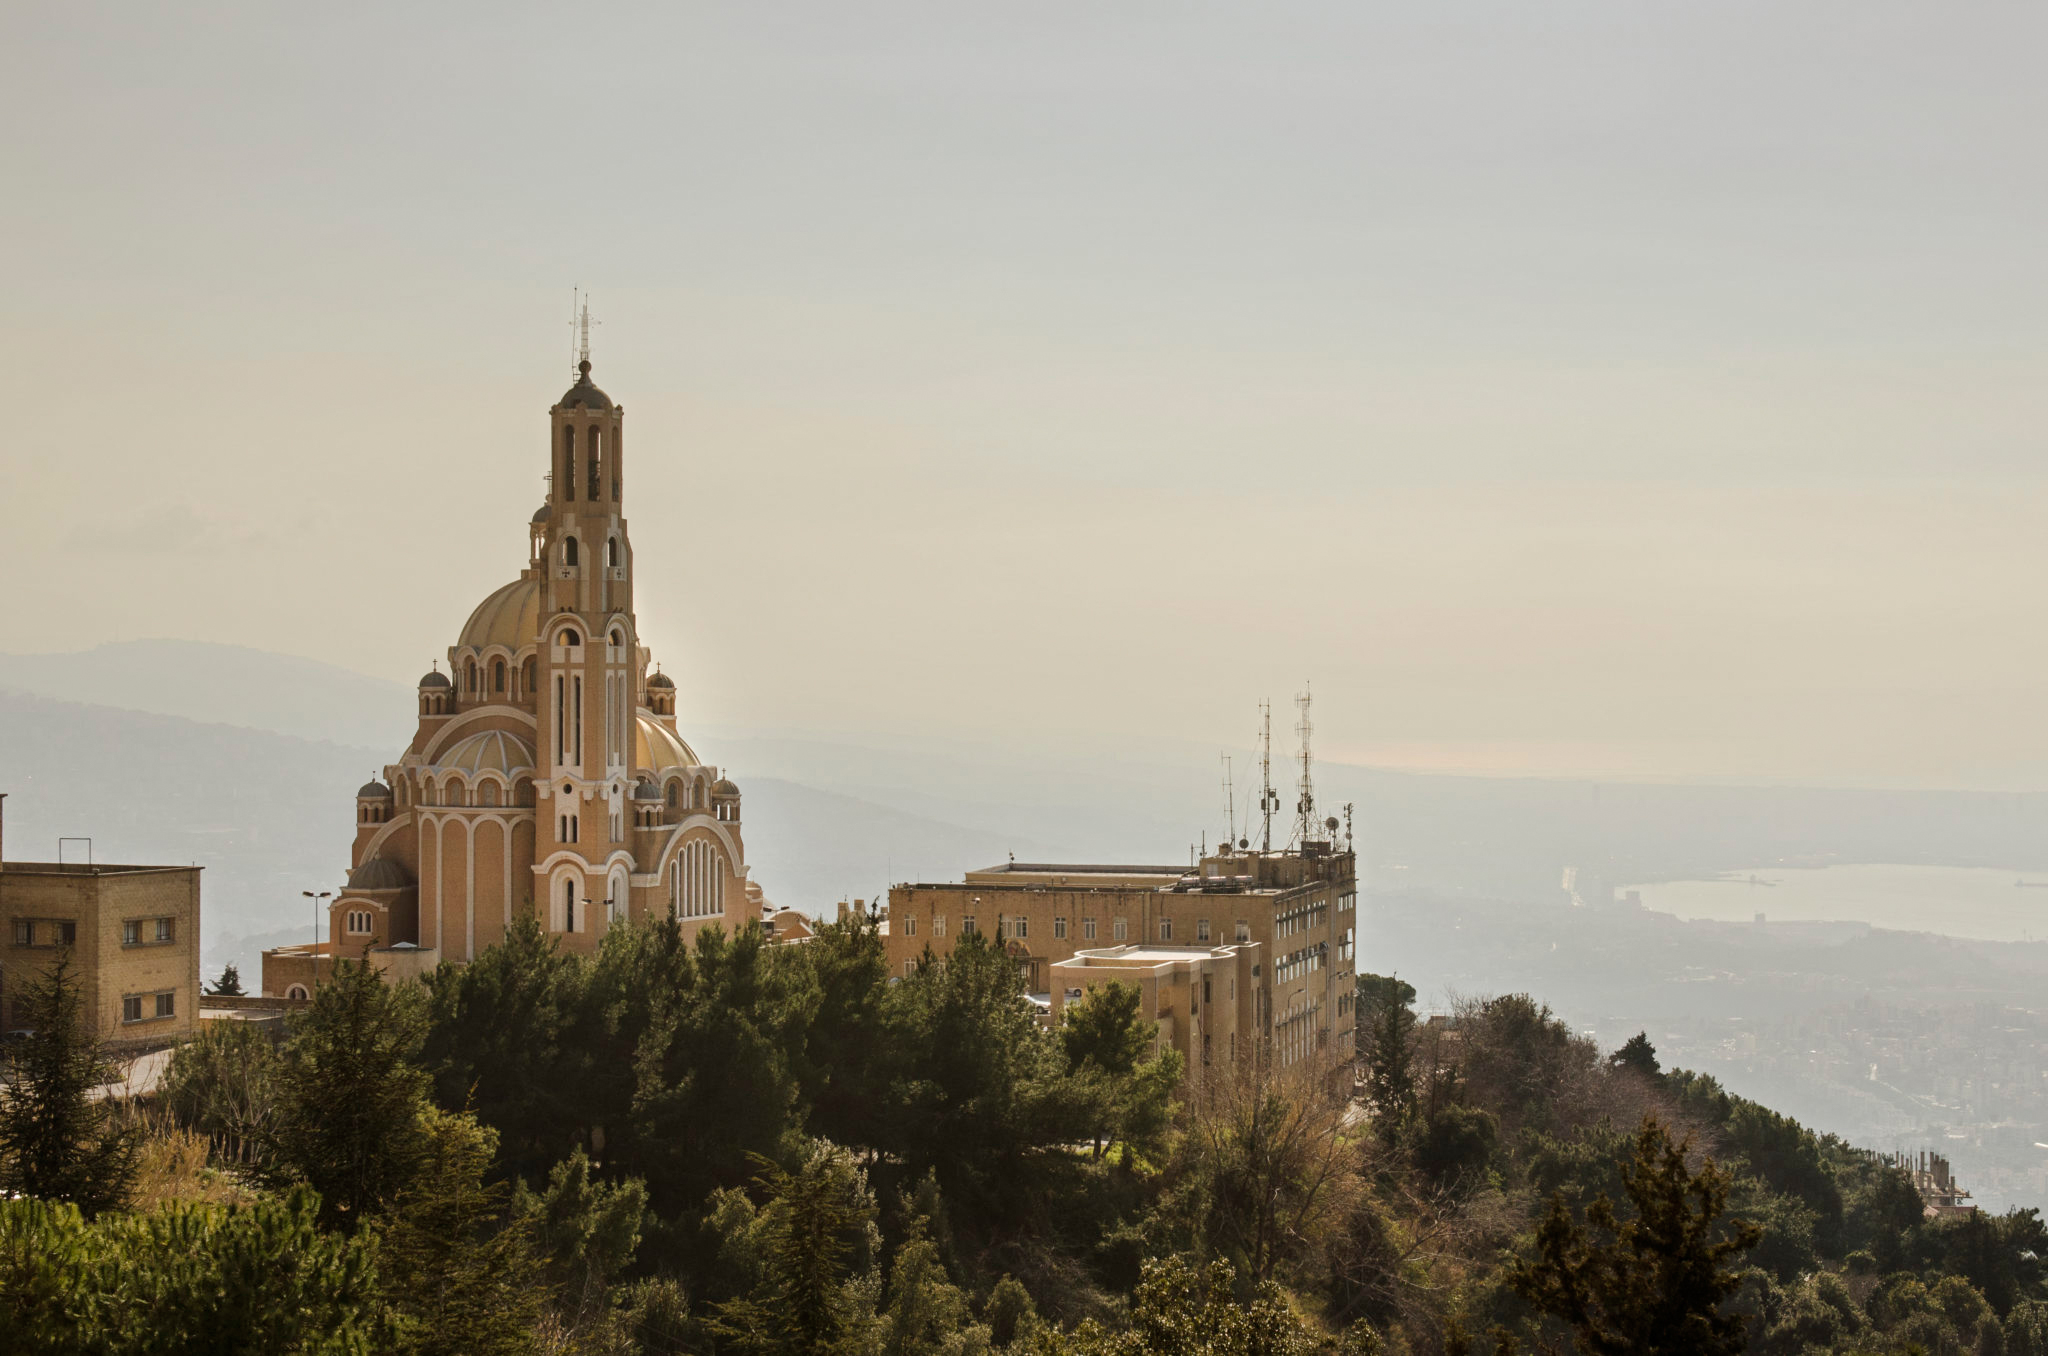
[535,307,641,914]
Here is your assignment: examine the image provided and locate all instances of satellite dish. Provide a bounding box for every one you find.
[1238,837,1249,850]
[1324,816,1340,833]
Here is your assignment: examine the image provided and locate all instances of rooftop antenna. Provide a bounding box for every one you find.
[1295,684,1315,847]
[1220,753,1236,851]
[1255,703,1267,852]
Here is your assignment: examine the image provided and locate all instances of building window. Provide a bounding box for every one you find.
[122,992,174,1023]
[933,914,946,937]
[12,921,31,946]
[122,995,143,1022]
[156,992,175,1019]
[587,426,601,499]
[563,538,580,567]
[608,538,620,568]
[961,916,977,937]
[1053,916,1067,940]
[902,916,916,938]
[59,921,76,945]
[122,920,140,946]
[1197,918,1211,942]
[1158,918,1172,942]
[1235,920,1250,943]
[494,660,507,693]
[1083,917,1096,941]
[905,960,917,977]
[347,911,373,935]
[1000,916,1027,940]
[1113,917,1128,941]
[563,426,576,500]
[286,984,309,1000]
[156,918,172,943]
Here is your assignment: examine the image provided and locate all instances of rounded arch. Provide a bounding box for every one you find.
[606,863,631,927]
[464,658,478,693]
[286,984,310,1000]
[442,775,468,808]
[513,777,536,807]
[562,536,580,568]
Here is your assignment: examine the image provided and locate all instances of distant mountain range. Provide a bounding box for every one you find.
[4,639,2045,980]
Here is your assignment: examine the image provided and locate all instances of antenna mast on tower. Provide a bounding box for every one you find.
[1258,701,1276,853]
[1221,754,1236,850]
[1295,684,1316,847]
[568,288,599,377]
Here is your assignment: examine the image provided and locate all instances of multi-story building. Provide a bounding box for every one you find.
[884,843,1358,1079]
[0,800,201,1043]
[262,339,758,997]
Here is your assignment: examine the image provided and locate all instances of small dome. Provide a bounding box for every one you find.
[632,778,661,802]
[712,778,739,797]
[557,360,614,411]
[433,730,537,778]
[634,715,701,774]
[647,671,675,690]
[347,857,413,891]
[531,504,549,524]
[356,780,393,800]
[418,670,452,689]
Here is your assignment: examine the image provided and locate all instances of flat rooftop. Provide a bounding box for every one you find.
[1,861,202,877]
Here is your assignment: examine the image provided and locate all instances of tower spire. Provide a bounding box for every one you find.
[568,288,600,377]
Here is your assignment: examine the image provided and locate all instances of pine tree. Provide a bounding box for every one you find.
[1509,1116,1761,1356]
[208,963,246,997]
[262,957,432,1230]
[0,953,137,1217]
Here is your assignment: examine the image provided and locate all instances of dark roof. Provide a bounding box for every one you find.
[633,778,661,801]
[531,504,549,524]
[557,360,613,411]
[647,671,675,689]
[418,670,452,689]
[356,780,393,799]
[347,857,413,891]
[712,778,739,796]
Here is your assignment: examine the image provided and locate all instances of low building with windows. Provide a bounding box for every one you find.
[0,835,201,1044]
[261,347,757,998]
[885,843,1357,1079]
[1050,942,1258,1092]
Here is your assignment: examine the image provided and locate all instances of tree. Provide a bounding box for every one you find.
[1609,1033,1660,1080]
[208,963,247,997]
[1509,1116,1761,1356]
[263,957,432,1230]
[377,1106,547,1356]
[1175,1052,1362,1284]
[510,1145,648,1334]
[788,909,895,1154]
[1353,975,1415,1028]
[0,1187,382,1354]
[161,1018,279,1168]
[709,1141,884,1356]
[1059,981,1182,1159]
[1035,1254,1372,1356]
[1360,989,1416,1127]
[421,913,590,1180]
[0,953,137,1217]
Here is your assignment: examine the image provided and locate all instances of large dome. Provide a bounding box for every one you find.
[635,714,700,773]
[458,578,540,652]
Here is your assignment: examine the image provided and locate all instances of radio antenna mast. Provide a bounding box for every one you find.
[1295,684,1315,847]
[1221,754,1236,850]
[1258,701,1276,852]
[568,288,599,376]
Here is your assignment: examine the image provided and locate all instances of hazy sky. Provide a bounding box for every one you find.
[4,3,2044,788]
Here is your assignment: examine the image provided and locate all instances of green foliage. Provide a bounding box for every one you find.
[1032,1254,1369,1356]
[1360,989,1415,1127]
[0,1187,381,1354]
[709,1141,885,1356]
[984,1275,1042,1348]
[0,952,137,1216]
[377,1105,547,1356]
[1458,994,1594,1137]
[1509,1117,1761,1356]
[2008,1298,2048,1356]
[161,1017,279,1167]
[1609,1032,1660,1079]
[787,910,896,1153]
[1412,1103,1497,1190]
[209,962,247,997]
[1352,975,1415,1027]
[264,957,433,1229]
[510,1145,648,1324]
[1721,1101,1843,1251]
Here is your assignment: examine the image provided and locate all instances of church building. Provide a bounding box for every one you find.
[263,353,750,997]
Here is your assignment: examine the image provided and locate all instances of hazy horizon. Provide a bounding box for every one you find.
[6,3,2046,789]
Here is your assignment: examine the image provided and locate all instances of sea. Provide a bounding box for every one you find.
[1624,863,2048,943]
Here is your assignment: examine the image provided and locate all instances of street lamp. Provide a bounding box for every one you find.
[301,890,331,986]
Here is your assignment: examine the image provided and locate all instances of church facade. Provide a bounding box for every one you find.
[263,357,749,997]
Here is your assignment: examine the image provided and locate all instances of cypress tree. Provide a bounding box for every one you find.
[0,952,137,1217]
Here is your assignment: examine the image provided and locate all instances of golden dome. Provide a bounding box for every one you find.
[458,578,540,652]
[435,730,537,777]
[635,715,700,773]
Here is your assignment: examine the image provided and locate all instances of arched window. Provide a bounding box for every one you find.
[465,659,477,692]
[287,984,309,1000]
[563,537,579,567]
[559,628,580,649]
[607,538,620,568]
[586,426,601,499]
[693,779,707,810]
[562,426,576,501]
[445,777,466,808]
[611,428,621,501]
[609,627,624,648]
[479,781,500,807]
[665,782,678,810]
[493,660,506,693]
[514,779,534,807]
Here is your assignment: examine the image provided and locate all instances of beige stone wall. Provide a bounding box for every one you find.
[0,864,200,1043]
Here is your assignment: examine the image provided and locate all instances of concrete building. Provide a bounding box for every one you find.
[262,337,761,996]
[0,800,202,1044]
[885,842,1358,1078]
